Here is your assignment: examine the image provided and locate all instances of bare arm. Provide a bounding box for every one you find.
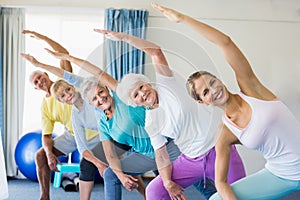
[155,144,187,200]
[20,53,64,77]
[22,30,73,73]
[214,125,239,200]
[94,29,172,77]
[82,150,108,177]
[42,134,60,172]
[102,140,138,191]
[45,49,118,91]
[152,3,275,99]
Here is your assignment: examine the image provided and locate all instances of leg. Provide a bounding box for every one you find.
[191,146,242,199]
[35,147,63,200]
[136,175,146,200]
[146,154,206,200]
[103,167,122,200]
[79,157,98,200]
[210,168,300,200]
[193,178,217,200]
[79,181,94,200]
[103,152,157,200]
[35,148,50,200]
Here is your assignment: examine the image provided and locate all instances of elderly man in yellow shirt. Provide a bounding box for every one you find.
[23,30,79,200]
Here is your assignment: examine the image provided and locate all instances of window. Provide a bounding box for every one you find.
[23,7,104,135]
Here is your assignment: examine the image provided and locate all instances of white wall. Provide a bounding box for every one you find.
[2,0,300,175]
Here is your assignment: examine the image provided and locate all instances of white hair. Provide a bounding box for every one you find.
[29,70,45,85]
[80,77,105,103]
[116,73,150,107]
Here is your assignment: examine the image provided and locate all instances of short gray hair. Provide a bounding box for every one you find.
[116,73,150,107]
[80,77,105,103]
[29,70,44,85]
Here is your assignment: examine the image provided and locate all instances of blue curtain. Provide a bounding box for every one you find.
[0,7,3,144]
[104,9,148,81]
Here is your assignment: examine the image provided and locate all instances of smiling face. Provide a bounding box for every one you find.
[30,71,52,92]
[193,74,229,107]
[56,85,78,105]
[51,80,79,105]
[129,81,158,107]
[87,85,112,110]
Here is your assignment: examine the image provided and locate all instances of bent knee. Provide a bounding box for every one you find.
[209,192,222,200]
[146,178,168,199]
[35,148,46,163]
[103,168,117,180]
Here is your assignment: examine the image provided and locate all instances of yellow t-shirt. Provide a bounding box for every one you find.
[84,128,99,141]
[41,95,73,136]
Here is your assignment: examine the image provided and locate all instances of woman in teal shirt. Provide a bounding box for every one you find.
[45,49,182,200]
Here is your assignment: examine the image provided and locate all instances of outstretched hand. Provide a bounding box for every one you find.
[22,30,45,40]
[45,48,68,60]
[151,3,184,23]
[20,53,40,66]
[94,29,125,42]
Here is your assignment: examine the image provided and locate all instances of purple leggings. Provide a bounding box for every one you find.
[146,146,245,200]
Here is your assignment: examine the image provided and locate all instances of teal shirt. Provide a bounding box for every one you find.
[95,92,154,159]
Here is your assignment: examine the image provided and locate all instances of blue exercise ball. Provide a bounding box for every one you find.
[14,130,68,182]
[70,149,81,163]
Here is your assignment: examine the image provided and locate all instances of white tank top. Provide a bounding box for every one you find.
[222,93,300,180]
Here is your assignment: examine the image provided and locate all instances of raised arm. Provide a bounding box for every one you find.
[152,3,275,98]
[22,30,73,73]
[21,53,64,77]
[45,49,118,91]
[94,29,172,77]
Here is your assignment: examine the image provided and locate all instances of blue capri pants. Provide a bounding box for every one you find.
[210,168,300,200]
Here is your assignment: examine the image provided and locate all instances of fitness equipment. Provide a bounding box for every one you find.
[14,130,68,181]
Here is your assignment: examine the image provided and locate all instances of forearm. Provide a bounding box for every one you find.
[66,54,117,90]
[121,33,171,76]
[106,153,124,177]
[82,150,107,169]
[121,34,161,56]
[38,63,64,77]
[42,134,54,155]
[181,15,231,47]
[102,141,124,177]
[155,145,173,187]
[216,182,237,200]
[39,34,69,54]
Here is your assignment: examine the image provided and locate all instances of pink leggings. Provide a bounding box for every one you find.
[146,146,245,200]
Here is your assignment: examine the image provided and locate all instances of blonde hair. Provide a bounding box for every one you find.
[186,71,216,101]
[50,79,73,100]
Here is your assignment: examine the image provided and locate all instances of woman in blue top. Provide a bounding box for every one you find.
[45,48,183,200]
[21,53,146,199]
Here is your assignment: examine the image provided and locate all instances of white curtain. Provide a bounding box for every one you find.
[0,8,25,176]
[0,130,8,199]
